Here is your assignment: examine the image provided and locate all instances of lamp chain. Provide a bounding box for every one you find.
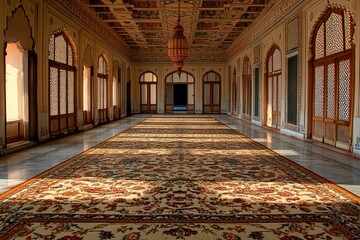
[177,0,180,24]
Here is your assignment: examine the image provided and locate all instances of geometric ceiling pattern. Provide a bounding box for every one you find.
[87,0,273,61]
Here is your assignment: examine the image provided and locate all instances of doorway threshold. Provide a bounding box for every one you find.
[173,105,187,111]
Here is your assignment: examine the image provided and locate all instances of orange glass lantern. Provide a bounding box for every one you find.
[168,0,189,72]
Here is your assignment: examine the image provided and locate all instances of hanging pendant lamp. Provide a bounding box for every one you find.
[168,0,189,73]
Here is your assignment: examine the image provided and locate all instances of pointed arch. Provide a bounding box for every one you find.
[83,44,93,68]
[5,5,35,51]
[265,44,282,129]
[82,44,93,125]
[309,7,355,150]
[203,70,221,113]
[139,71,158,113]
[3,5,38,145]
[97,54,109,124]
[48,28,77,137]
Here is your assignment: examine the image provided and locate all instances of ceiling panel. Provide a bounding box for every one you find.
[86,0,274,61]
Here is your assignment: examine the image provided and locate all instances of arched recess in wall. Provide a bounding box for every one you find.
[3,4,37,146]
[231,67,237,116]
[48,29,77,137]
[242,56,252,120]
[82,44,93,126]
[112,61,121,119]
[309,7,355,150]
[165,71,195,113]
[97,54,109,124]
[265,44,282,129]
[139,71,157,114]
[203,70,221,114]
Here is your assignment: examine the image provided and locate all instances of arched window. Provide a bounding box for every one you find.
[242,56,252,120]
[97,55,108,123]
[139,71,157,113]
[4,6,37,145]
[203,71,221,113]
[49,30,76,136]
[266,45,282,129]
[165,71,195,112]
[311,8,354,149]
[231,68,237,116]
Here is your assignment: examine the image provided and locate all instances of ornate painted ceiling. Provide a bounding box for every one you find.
[85,0,274,62]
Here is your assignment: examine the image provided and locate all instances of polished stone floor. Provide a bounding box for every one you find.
[0,114,359,197]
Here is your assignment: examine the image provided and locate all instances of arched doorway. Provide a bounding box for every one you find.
[139,71,157,113]
[242,56,252,120]
[203,71,221,113]
[265,45,282,129]
[3,5,37,146]
[310,8,355,150]
[165,71,195,113]
[48,29,76,137]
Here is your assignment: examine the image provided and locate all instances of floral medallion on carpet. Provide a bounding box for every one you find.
[0,117,359,239]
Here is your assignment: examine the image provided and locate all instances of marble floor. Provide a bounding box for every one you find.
[0,114,359,197]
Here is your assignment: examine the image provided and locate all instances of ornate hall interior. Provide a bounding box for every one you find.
[0,0,360,238]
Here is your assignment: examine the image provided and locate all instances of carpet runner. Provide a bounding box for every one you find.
[0,117,359,239]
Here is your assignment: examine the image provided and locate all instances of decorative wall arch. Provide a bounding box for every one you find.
[83,44,93,68]
[49,28,78,68]
[265,44,282,129]
[309,6,356,56]
[165,71,195,113]
[309,6,355,150]
[48,28,77,137]
[5,5,35,51]
[97,54,109,74]
[97,54,109,124]
[203,70,221,113]
[82,44,94,125]
[139,71,158,113]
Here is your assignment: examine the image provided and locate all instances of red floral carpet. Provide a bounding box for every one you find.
[0,117,359,239]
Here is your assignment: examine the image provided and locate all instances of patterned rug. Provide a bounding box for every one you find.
[0,117,359,239]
